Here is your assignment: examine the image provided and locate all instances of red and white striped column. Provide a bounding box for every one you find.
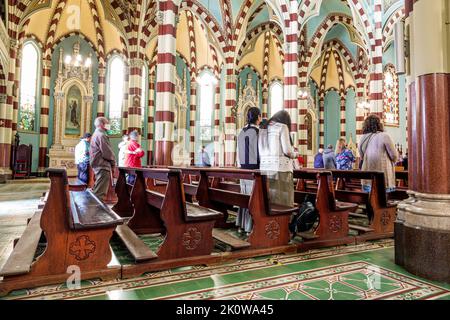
[147,74,155,165]
[39,58,52,172]
[154,0,178,165]
[369,0,384,116]
[97,67,106,117]
[262,31,270,118]
[0,64,11,175]
[340,96,346,138]
[189,81,197,164]
[319,97,325,148]
[223,50,237,166]
[214,84,221,166]
[283,0,299,146]
[128,58,144,134]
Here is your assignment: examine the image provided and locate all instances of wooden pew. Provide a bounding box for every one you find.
[294,170,357,249]
[177,167,299,251]
[113,167,224,278]
[0,169,123,297]
[331,170,398,242]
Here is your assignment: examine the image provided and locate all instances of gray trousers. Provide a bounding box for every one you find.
[236,179,254,233]
[92,169,111,200]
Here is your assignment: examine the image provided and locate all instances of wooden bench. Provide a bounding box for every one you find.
[0,169,124,297]
[177,167,299,250]
[294,170,357,249]
[331,170,398,242]
[113,167,223,267]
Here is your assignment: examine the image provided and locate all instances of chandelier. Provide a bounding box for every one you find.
[58,42,92,81]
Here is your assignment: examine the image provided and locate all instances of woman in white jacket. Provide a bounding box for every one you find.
[259,110,299,206]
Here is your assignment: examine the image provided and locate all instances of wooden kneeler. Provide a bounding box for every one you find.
[114,168,223,277]
[0,169,123,297]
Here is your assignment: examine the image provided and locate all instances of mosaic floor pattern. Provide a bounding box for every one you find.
[2,240,450,300]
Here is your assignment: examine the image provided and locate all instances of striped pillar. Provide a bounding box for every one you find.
[154,0,177,166]
[0,64,11,175]
[318,98,325,148]
[38,59,52,172]
[262,32,270,118]
[395,0,450,282]
[297,98,308,155]
[369,0,384,116]
[97,67,106,117]
[147,74,155,165]
[128,58,144,134]
[355,107,366,144]
[223,51,237,166]
[189,81,197,164]
[214,84,221,166]
[283,1,299,145]
[340,96,346,138]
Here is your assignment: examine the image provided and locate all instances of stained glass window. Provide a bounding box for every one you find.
[108,56,125,136]
[19,42,39,131]
[383,64,399,126]
[269,81,283,117]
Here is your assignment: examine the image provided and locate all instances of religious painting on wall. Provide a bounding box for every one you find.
[65,85,82,136]
[383,64,399,126]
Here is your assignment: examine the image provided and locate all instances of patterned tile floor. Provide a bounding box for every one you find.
[0,191,449,301]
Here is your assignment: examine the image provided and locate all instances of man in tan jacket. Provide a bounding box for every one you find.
[90,117,116,199]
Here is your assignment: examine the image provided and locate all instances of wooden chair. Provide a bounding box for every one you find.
[11,142,32,179]
[0,169,124,297]
[294,170,357,249]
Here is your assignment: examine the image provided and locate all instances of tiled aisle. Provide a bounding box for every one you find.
[0,193,449,300]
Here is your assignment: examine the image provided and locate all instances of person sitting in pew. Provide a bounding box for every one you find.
[259,110,299,207]
[359,114,398,193]
[236,107,262,235]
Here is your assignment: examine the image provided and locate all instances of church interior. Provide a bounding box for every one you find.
[0,0,449,301]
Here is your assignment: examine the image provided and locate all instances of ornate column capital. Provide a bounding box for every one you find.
[129,58,144,69]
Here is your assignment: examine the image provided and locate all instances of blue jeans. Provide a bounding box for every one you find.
[362,185,396,193]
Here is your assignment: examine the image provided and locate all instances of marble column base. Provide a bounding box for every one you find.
[395,191,450,283]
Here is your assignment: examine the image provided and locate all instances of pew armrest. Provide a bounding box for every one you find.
[269,203,299,216]
[185,203,223,222]
[335,201,358,212]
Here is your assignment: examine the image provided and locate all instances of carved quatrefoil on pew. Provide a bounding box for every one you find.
[265,220,281,240]
[69,235,96,261]
[328,215,343,233]
[182,228,202,250]
[381,211,391,226]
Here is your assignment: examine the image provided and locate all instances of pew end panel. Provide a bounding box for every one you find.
[0,169,123,297]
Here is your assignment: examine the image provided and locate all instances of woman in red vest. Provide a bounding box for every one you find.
[125,131,145,184]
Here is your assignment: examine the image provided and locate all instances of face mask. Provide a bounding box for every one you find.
[104,124,111,131]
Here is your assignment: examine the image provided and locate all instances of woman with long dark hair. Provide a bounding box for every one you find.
[236,107,262,235]
[259,110,299,207]
[359,114,398,192]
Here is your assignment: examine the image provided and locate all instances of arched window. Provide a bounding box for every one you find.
[198,71,217,141]
[269,81,283,117]
[108,56,125,135]
[383,64,399,126]
[19,42,39,131]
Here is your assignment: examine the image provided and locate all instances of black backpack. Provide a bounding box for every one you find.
[289,195,319,238]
